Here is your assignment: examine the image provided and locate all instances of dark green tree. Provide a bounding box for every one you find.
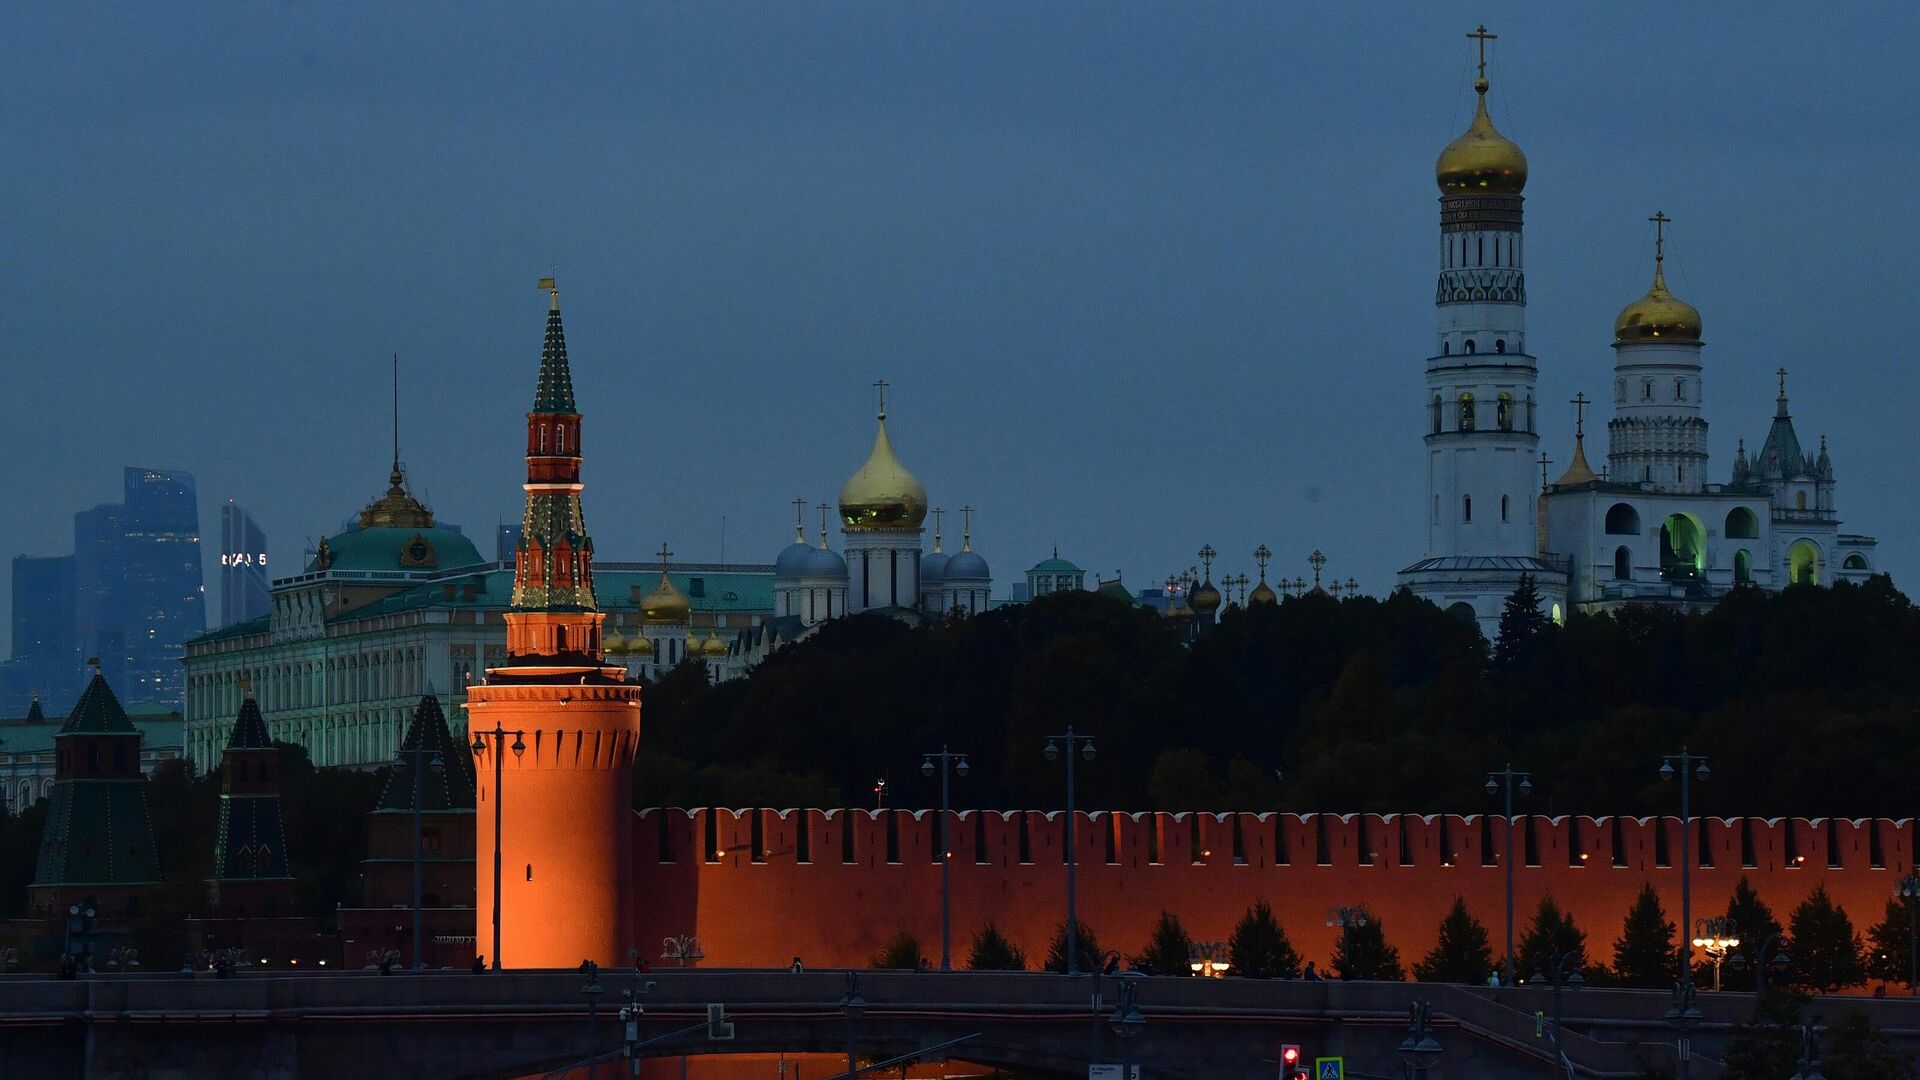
[965,921,1027,971]
[1227,899,1301,979]
[1825,1007,1920,1080]
[1611,884,1680,989]
[1722,877,1787,992]
[1413,897,1494,984]
[1720,987,1811,1080]
[1043,920,1102,975]
[1330,907,1404,981]
[1866,898,1917,991]
[1132,911,1194,977]
[1491,575,1553,675]
[1787,885,1866,993]
[870,931,924,970]
[1516,896,1588,983]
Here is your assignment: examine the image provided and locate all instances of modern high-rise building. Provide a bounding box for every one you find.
[1,555,80,712]
[219,501,270,627]
[71,468,206,707]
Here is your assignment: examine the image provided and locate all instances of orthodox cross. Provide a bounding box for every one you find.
[1347,577,1359,596]
[873,379,890,419]
[655,543,673,570]
[930,507,945,548]
[792,497,807,541]
[817,503,833,544]
[1254,544,1272,581]
[1197,545,1217,576]
[1649,211,1671,265]
[1308,549,1327,590]
[1777,367,1789,400]
[959,506,974,550]
[1468,25,1497,80]
[1537,452,1553,491]
[1570,391,1590,438]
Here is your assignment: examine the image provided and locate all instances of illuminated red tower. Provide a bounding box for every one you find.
[468,280,641,969]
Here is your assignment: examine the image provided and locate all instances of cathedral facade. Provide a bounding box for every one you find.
[1401,37,1882,629]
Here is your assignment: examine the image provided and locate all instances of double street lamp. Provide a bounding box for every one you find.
[1691,917,1740,992]
[1485,764,1533,985]
[920,745,970,971]
[1729,932,1789,995]
[1896,872,1920,995]
[1660,749,1710,993]
[394,737,444,972]
[1043,727,1095,975]
[470,723,526,971]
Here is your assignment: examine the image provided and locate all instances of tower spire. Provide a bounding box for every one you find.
[392,352,402,480]
[931,507,945,553]
[533,277,576,413]
[508,277,600,638]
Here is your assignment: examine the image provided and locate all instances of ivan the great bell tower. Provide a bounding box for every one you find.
[467,280,642,969]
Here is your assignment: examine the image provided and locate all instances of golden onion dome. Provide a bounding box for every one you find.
[1614,264,1702,343]
[703,631,729,657]
[602,626,628,655]
[640,572,691,623]
[1190,578,1223,614]
[630,634,656,657]
[839,413,928,531]
[1436,80,1527,196]
[1249,579,1279,606]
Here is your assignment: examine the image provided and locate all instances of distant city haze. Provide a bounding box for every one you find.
[2,3,1914,658]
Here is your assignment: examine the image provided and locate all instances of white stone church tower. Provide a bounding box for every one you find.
[1398,31,1568,631]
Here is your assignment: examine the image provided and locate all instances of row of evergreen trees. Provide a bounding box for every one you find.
[867,877,1920,994]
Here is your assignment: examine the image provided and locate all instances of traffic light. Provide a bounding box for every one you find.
[1281,1044,1304,1078]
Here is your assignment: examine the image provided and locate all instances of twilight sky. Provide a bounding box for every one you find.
[3,3,1916,650]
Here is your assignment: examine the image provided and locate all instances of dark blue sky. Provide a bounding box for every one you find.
[4,3,1915,649]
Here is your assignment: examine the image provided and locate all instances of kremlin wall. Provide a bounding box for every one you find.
[625,807,1914,974]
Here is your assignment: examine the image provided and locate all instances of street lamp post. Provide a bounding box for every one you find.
[470,723,526,971]
[838,971,865,1076]
[1690,917,1740,992]
[1398,1000,1443,1080]
[921,746,970,971]
[1660,748,1710,992]
[1665,978,1702,1080]
[1729,933,1790,996]
[1044,727,1096,975]
[1897,872,1920,995]
[393,739,444,972]
[1485,764,1533,985]
[1534,950,1585,1057]
[1791,1024,1827,1080]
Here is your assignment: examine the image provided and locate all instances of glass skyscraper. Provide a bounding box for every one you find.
[71,469,205,706]
[219,500,269,627]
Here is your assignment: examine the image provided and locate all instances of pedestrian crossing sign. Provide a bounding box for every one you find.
[1315,1058,1344,1080]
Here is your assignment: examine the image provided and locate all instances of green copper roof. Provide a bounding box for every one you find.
[1096,579,1136,606]
[376,694,476,813]
[533,300,576,413]
[1029,555,1084,574]
[192,614,271,645]
[60,671,137,736]
[226,695,273,750]
[213,793,291,881]
[307,525,486,575]
[33,776,161,887]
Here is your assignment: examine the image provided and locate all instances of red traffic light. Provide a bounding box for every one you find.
[1281,1044,1301,1064]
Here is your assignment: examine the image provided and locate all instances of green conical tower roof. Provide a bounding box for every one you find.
[376,693,476,813]
[226,693,273,750]
[532,288,576,413]
[60,670,136,736]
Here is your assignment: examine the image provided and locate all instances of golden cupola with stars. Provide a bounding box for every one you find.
[839,382,928,531]
[1615,212,1702,343]
[1436,28,1527,196]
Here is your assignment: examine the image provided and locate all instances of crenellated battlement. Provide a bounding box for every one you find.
[630,808,1916,974]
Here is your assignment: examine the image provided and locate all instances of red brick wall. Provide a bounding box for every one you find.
[629,809,1915,973]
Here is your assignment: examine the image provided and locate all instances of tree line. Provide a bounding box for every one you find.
[634,575,1920,819]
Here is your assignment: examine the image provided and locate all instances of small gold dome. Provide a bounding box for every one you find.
[603,626,628,655]
[1615,265,1702,343]
[1190,578,1223,614]
[702,631,729,657]
[839,414,928,531]
[1436,82,1527,196]
[640,573,691,623]
[1249,579,1279,606]
[630,634,656,657]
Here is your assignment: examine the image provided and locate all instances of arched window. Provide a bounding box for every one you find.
[1604,503,1641,535]
[1725,507,1759,539]
[1446,602,1477,624]
[1843,553,1869,570]
[1790,540,1820,585]
[1642,379,1654,401]
[1496,392,1513,431]
[1431,395,1443,435]
[1674,378,1686,401]
[1796,491,1808,510]
[1734,549,1753,583]
[1495,339,1506,353]
[1614,546,1632,581]
[1459,393,1476,432]
[1443,341,1451,355]
[1462,495,1472,522]
[1465,339,1477,354]
[1501,495,1510,522]
[539,425,548,453]
[557,425,566,453]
